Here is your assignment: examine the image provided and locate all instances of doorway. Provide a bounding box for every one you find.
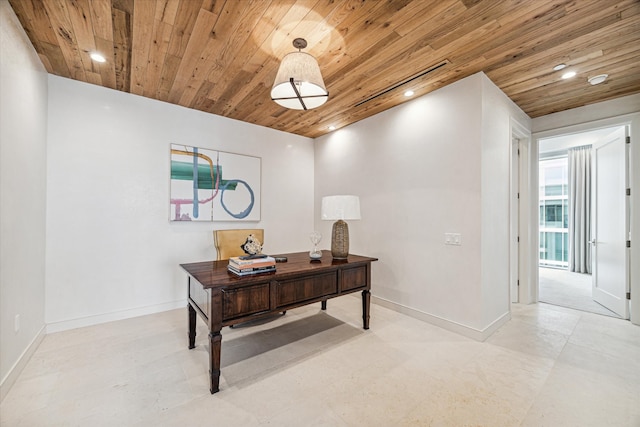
[537,125,628,318]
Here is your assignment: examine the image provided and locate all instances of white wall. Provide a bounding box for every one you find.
[45,76,314,330]
[532,94,640,133]
[0,0,48,398]
[314,72,531,339]
[532,94,640,325]
[480,76,531,327]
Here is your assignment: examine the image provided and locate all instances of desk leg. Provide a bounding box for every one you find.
[188,303,196,349]
[362,289,370,330]
[209,331,222,394]
[321,300,327,310]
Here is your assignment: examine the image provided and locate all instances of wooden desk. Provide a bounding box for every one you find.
[181,251,378,394]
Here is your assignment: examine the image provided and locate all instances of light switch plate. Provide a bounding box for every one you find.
[445,233,462,245]
[452,233,461,245]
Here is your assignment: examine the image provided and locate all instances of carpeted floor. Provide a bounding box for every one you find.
[538,267,620,318]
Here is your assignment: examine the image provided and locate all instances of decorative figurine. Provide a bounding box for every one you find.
[241,234,263,256]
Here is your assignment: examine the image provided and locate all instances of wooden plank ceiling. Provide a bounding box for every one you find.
[9,0,640,138]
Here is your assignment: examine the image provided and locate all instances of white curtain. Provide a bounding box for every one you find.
[568,146,592,273]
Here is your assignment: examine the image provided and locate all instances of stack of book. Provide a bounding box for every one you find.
[227,255,276,276]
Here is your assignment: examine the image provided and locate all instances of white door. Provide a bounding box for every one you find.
[592,127,629,318]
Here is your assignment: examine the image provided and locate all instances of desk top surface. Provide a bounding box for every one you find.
[181,251,378,289]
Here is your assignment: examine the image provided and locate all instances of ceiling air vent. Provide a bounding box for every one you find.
[354,60,450,107]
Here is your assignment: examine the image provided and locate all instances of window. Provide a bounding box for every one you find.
[539,157,569,268]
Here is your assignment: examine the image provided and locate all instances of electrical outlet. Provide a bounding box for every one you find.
[14,314,20,333]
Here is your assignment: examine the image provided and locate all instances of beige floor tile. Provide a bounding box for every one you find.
[2,297,639,427]
[511,302,582,336]
[521,361,640,427]
[486,317,570,360]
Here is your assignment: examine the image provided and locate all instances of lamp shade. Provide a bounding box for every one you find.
[321,195,361,221]
[271,51,328,110]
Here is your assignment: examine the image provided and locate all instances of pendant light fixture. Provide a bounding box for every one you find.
[271,38,328,110]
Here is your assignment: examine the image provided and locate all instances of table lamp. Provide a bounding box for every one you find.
[321,195,361,259]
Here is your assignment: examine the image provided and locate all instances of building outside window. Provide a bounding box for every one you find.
[539,156,569,268]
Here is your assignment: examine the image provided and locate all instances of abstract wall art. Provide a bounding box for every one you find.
[170,144,261,221]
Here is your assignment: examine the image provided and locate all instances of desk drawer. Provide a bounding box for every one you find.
[222,283,270,319]
[340,266,367,292]
[276,272,337,307]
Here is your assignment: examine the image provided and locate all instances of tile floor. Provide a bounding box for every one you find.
[1,297,639,426]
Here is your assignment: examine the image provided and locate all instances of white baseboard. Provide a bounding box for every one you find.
[371,295,511,341]
[46,299,187,333]
[0,325,46,403]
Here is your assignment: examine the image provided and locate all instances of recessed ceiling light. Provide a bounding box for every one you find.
[561,71,576,79]
[588,74,608,85]
[328,125,336,131]
[90,52,106,63]
[553,63,566,71]
[404,90,414,97]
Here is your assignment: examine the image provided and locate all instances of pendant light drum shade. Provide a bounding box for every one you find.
[271,40,328,110]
